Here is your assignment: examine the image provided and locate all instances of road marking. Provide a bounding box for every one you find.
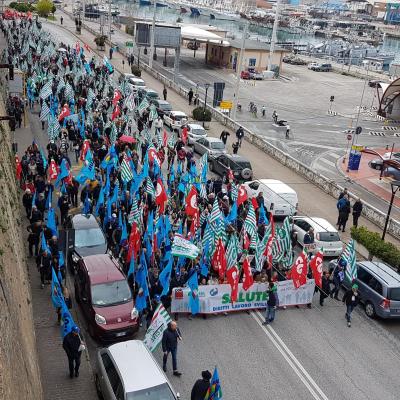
[319,158,336,167]
[251,311,329,400]
[286,141,343,151]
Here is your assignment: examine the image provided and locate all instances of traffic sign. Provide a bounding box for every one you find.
[347,133,352,140]
[352,145,364,152]
[219,100,233,109]
[125,41,134,48]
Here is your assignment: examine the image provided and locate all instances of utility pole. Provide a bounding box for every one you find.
[232,22,248,121]
[268,0,281,72]
[108,0,112,42]
[149,0,157,69]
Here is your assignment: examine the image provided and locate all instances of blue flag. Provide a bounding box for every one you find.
[159,254,173,296]
[46,187,52,210]
[31,190,37,208]
[200,242,210,278]
[51,268,63,308]
[60,298,76,338]
[135,252,149,312]
[55,159,70,187]
[82,192,91,214]
[187,271,200,315]
[127,254,135,278]
[40,147,48,169]
[258,204,268,225]
[225,202,237,225]
[40,231,50,253]
[47,208,57,236]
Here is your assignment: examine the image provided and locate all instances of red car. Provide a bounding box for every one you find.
[240,70,250,80]
[74,254,139,342]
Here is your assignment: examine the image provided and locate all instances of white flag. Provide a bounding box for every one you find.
[143,303,171,352]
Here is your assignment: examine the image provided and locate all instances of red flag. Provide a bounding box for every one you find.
[15,155,22,180]
[243,232,250,251]
[263,214,275,268]
[290,252,308,289]
[111,105,121,121]
[163,130,168,147]
[251,197,259,210]
[309,250,324,288]
[75,41,80,54]
[242,257,254,291]
[126,223,141,262]
[112,89,121,106]
[49,159,59,180]
[148,147,160,166]
[58,104,71,121]
[237,185,248,206]
[181,126,188,144]
[84,43,91,52]
[227,168,234,182]
[212,238,227,280]
[185,186,198,216]
[80,139,90,161]
[226,266,240,302]
[155,178,168,214]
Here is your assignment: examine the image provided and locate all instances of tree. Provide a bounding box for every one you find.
[36,0,53,17]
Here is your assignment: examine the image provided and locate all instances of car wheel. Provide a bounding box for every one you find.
[95,374,104,399]
[241,168,252,181]
[365,301,376,318]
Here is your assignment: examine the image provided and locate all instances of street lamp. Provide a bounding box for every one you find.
[382,180,400,240]
[203,83,210,128]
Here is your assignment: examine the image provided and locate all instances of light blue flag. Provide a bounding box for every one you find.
[159,254,173,296]
[128,254,135,278]
[40,231,50,253]
[187,271,200,315]
[51,268,63,308]
[55,159,70,187]
[135,252,149,312]
[60,298,76,338]
[40,147,48,169]
[47,207,57,236]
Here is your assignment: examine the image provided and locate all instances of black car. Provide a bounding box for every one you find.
[151,99,173,117]
[210,154,253,182]
[66,214,107,273]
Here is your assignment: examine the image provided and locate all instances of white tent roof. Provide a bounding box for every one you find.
[180,25,230,46]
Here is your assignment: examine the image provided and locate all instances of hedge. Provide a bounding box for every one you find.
[192,106,211,122]
[350,226,400,268]
[9,2,36,12]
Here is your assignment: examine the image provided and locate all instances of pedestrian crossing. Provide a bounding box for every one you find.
[327,110,337,116]
[369,131,386,136]
[382,126,398,131]
[312,151,344,176]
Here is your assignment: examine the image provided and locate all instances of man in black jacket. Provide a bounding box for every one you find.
[162,321,182,376]
[62,326,83,378]
[352,198,363,228]
[191,370,211,400]
[342,284,360,327]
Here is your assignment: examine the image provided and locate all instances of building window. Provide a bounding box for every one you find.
[249,58,256,67]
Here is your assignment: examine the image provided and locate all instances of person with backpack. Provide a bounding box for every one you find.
[330,259,345,300]
[342,284,361,327]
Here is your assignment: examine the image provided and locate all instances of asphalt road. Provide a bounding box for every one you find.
[16,17,400,400]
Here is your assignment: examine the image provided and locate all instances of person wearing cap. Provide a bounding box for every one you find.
[342,283,361,327]
[62,326,84,378]
[191,370,212,400]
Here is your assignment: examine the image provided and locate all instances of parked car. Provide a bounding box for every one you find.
[74,254,139,342]
[187,123,207,145]
[193,137,227,157]
[250,71,264,80]
[240,70,251,80]
[95,340,180,400]
[126,77,146,92]
[243,179,298,217]
[138,88,160,102]
[341,261,400,319]
[311,63,332,72]
[66,214,107,273]
[210,154,253,182]
[163,111,188,131]
[151,99,172,118]
[368,80,381,88]
[118,73,135,84]
[307,62,319,70]
[292,216,343,257]
[368,158,383,171]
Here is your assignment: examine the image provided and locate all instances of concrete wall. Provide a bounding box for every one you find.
[0,99,43,399]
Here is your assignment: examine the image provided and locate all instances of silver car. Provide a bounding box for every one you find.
[193,137,227,157]
[342,261,400,319]
[95,340,180,399]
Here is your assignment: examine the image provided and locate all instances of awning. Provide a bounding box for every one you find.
[180,26,230,46]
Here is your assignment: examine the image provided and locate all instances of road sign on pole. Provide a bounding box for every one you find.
[220,100,233,110]
[125,41,134,48]
[347,133,352,141]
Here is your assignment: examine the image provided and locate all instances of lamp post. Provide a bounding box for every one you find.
[382,180,400,240]
[203,83,210,128]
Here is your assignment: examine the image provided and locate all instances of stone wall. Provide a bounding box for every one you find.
[0,100,43,400]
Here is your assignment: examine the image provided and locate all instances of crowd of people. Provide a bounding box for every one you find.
[4,12,362,384]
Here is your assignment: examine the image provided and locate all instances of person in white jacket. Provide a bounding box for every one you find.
[154,116,163,134]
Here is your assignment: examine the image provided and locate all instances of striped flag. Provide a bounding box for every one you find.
[138,97,150,115]
[272,216,292,263]
[146,178,156,198]
[39,80,52,99]
[40,102,50,122]
[124,92,136,111]
[343,239,357,283]
[230,183,238,203]
[57,79,65,95]
[226,233,239,269]
[64,82,74,102]
[204,367,222,400]
[244,202,257,239]
[86,88,95,111]
[143,303,171,352]
[149,104,158,121]
[47,115,60,140]
[121,155,134,183]
[128,196,140,225]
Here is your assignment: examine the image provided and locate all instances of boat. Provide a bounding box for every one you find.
[156,2,168,7]
[190,7,200,17]
[139,0,151,5]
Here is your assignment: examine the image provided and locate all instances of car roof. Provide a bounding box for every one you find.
[128,77,144,83]
[108,340,169,392]
[258,179,296,194]
[188,123,204,130]
[226,154,250,162]
[358,261,400,287]
[171,111,187,116]
[293,216,337,232]
[206,137,223,143]
[82,254,123,285]
[72,214,100,230]
[156,100,170,105]
[122,73,135,79]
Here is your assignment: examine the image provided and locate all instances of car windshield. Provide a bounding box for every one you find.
[174,115,186,121]
[388,288,400,301]
[91,280,132,307]
[211,142,225,150]
[127,383,176,400]
[234,161,251,170]
[75,228,105,248]
[147,92,159,98]
[192,129,206,136]
[159,104,172,111]
[318,232,341,242]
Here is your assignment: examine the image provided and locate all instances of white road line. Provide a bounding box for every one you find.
[251,311,329,400]
[318,158,336,167]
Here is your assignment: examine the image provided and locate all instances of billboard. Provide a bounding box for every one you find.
[135,23,181,48]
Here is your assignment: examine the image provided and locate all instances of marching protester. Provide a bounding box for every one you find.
[342,284,361,327]
[191,370,212,400]
[62,326,84,378]
[263,281,278,325]
[162,321,182,376]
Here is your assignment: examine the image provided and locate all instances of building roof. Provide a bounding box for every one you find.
[228,39,287,52]
[181,25,230,46]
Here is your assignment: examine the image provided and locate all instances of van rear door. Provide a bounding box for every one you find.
[273,192,297,216]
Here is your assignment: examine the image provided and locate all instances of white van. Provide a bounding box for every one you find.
[243,179,298,216]
[96,340,180,400]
